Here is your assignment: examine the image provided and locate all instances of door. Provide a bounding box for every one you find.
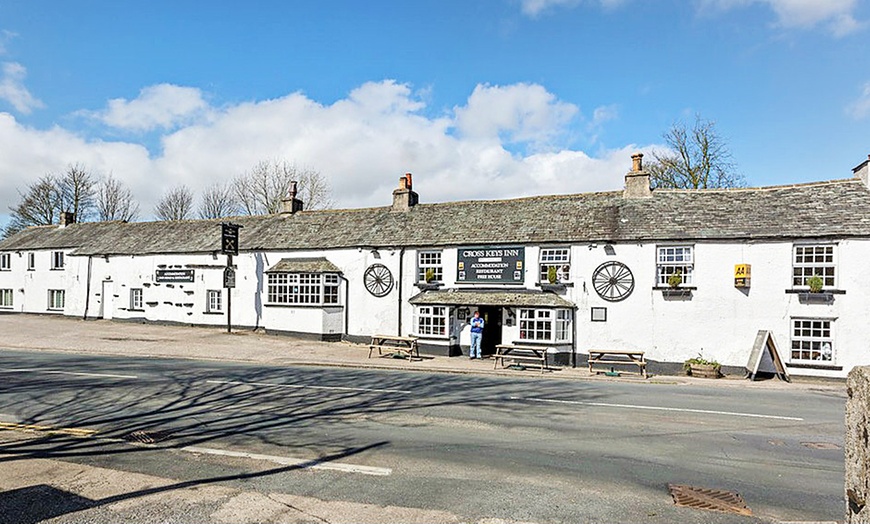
[101,281,114,320]
[478,306,502,356]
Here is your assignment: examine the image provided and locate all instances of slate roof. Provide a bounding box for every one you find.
[266,257,342,273]
[409,288,575,307]
[2,178,869,256]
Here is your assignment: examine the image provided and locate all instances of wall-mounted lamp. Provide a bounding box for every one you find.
[604,244,616,256]
[371,249,381,259]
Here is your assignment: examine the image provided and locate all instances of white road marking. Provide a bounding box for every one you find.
[206,379,411,395]
[0,368,138,379]
[513,396,805,421]
[181,445,392,476]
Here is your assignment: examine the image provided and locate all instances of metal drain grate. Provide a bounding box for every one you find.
[668,484,752,516]
[122,429,174,444]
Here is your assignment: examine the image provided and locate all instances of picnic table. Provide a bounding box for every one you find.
[493,344,550,374]
[368,334,420,361]
[587,349,647,378]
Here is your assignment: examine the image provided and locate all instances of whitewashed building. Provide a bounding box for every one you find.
[2,154,870,378]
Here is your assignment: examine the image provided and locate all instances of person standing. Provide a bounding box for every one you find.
[469,310,484,359]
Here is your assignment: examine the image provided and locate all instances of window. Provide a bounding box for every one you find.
[791,318,833,363]
[27,253,35,270]
[539,248,570,283]
[417,251,443,283]
[266,273,341,305]
[0,253,10,271]
[657,246,693,286]
[51,251,65,270]
[416,306,447,336]
[793,245,835,288]
[207,290,222,313]
[0,289,12,308]
[130,288,143,310]
[556,309,571,342]
[48,289,65,310]
[519,308,572,342]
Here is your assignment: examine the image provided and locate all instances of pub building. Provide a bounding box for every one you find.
[3,153,870,379]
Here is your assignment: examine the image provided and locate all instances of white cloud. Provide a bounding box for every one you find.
[453,83,579,149]
[699,0,864,36]
[0,62,44,114]
[0,80,646,222]
[90,84,210,131]
[520,0,624,17]
[846,81,870,120]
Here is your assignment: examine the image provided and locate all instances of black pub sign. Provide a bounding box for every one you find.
[221,223,241,256]
[155,269,195,283]
[457,246,525,284]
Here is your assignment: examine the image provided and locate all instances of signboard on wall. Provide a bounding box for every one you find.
[155,269,195,283]
[457,246,525,284]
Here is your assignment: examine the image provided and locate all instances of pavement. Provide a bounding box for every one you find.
[0,313,844,392]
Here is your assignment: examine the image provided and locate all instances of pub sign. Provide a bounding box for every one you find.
[221,223,241,256]
[457,246,525,284]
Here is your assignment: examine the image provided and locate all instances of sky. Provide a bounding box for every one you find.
[0,0,868,227]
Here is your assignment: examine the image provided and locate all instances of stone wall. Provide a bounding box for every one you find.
[846,366,870,523]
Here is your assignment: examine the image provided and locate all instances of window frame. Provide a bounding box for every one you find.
[27,252,35,271]
[792,244,836,289]
[656,245,694,286]
[539,247,571,283]
[51,251,65,270]
[206,289,222,313]
[130,288,143,311]
[0,289,12,308]
[48,289,65,310]
[416,250,443,283]
[415,305,448,336]
[266,272,341,306]
[790,317,834,363]
[0,253,10,271]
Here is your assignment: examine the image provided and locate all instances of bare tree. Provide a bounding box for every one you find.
[58,163,97,222]
[198,182,239,219]
[647,115,745,189]
[96,175,139,222]
[233,160,333,215]
[154,185,194,221]
[3,175,62,237]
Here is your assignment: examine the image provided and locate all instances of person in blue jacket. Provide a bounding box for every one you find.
[469,310,484,359]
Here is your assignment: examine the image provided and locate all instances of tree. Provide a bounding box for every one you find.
[3,175,61,238]
[233,160,333,215]
[154,185,194,221]
[198,182,239,219]
[96,175,140,222]
[58,163,97,222]
[647,115,745,189]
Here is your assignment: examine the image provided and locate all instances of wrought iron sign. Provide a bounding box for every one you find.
[364,264,394,297]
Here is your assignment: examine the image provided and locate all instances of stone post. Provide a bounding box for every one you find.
[846,366,870,522]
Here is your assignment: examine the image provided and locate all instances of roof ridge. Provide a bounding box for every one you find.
[656,178,861,194]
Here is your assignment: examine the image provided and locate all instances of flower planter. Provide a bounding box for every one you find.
[688,363,720,379]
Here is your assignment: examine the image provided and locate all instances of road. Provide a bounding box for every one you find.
[0,349,846,523]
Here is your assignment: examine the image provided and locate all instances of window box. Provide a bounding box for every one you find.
[414,282,442,291]
[654,286,695,299]
[798,292,835,304]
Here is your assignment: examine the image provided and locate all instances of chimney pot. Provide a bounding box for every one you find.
[631,153,644,172]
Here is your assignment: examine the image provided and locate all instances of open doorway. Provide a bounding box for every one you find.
[477,306,503,356]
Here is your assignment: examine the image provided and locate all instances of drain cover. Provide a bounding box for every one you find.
[122,429,174,444]
[668,484,752,516]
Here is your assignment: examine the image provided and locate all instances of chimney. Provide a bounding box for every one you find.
[624,153,652,198]
[59,211,76,227]
[852,154,870,187]
[391,172,419,212]
[280,181,304,214]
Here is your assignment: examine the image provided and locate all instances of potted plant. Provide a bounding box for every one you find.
[683,353,721,378]
[547,265,558,284]
[807,274,824,293]
[425,268,436,284]
[667,270,682,288]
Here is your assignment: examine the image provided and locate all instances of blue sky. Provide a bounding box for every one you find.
[1,0,869,225]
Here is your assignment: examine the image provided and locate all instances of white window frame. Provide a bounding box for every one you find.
[0,253,10,271]
[790,318,834,363]
[130,288,143,310]
[656,245,694,286]
[416,305,447,336]
[0,289,12,308]
[207,289,222,313]
[417,251,443,283]
[792,244,836,289]
[27,252,35,271]
[266,272,341,306]
[539,248,570,283]
[51,251,65,270]
[555,309,571,342]
[48,289,65,310]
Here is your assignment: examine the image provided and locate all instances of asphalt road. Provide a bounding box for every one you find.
[0,349,846,523]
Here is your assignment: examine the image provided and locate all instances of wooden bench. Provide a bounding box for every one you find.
[493,344,550,374]
[368,334,420,361]
[587,350,647,378]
